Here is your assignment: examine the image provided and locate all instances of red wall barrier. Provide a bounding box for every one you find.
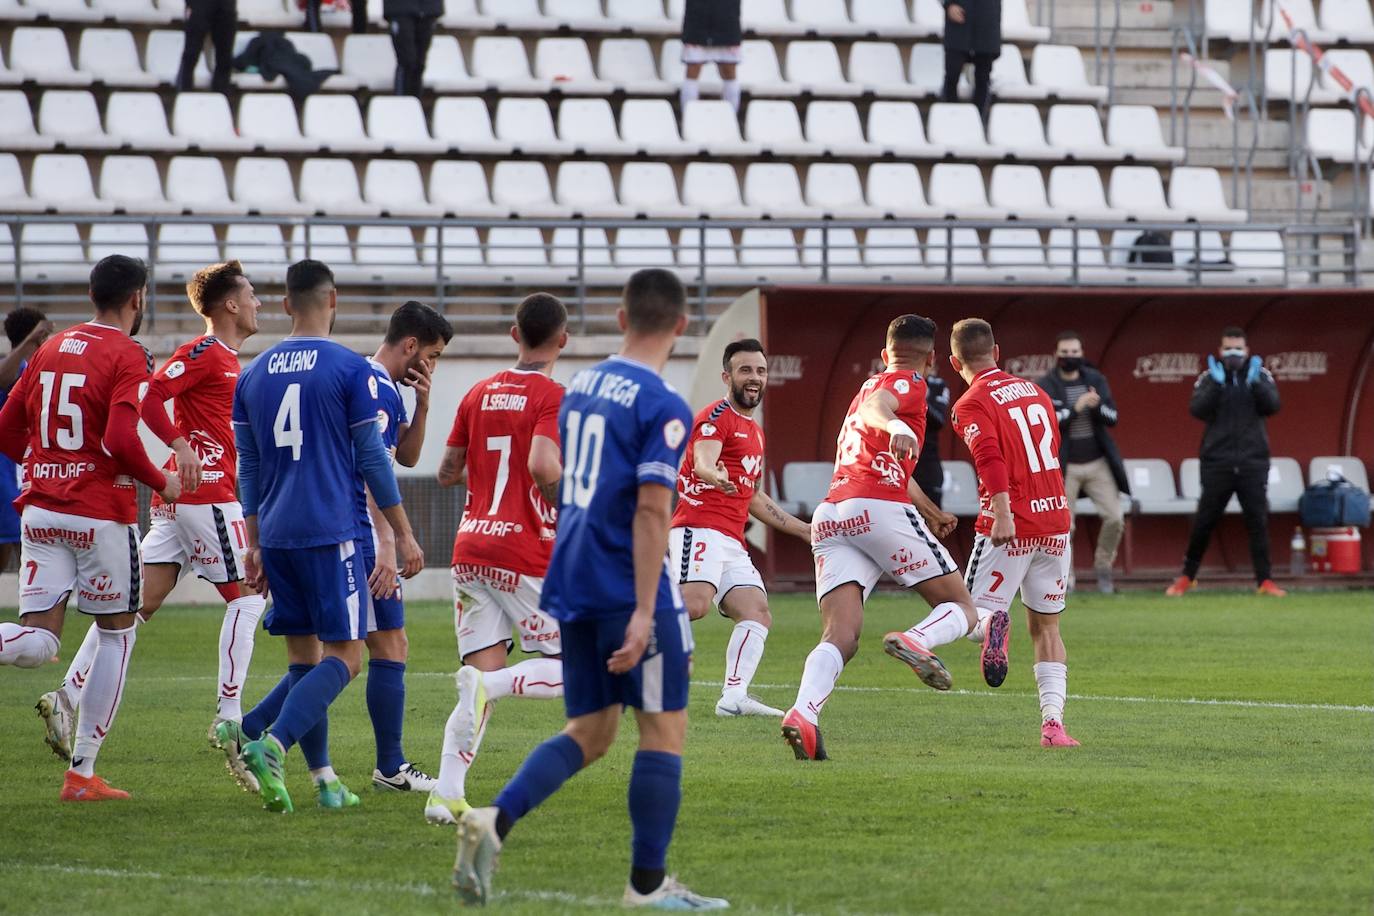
[760,286,1374,582]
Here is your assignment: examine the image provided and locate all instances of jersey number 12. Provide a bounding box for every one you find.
[561,410,605,509]
[1008,403,1059,473]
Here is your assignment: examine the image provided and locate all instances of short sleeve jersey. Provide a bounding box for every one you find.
[353,357,408,540]
[448,368,564,576]
[541,355,692,622]
[670,398,764,544]
[233,337,379,549]
[149,335,241,507]
[825,369,928,505]
[950,367,1072,538]
[11,322,152,524]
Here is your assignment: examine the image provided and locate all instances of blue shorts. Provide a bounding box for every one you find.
[0,454,20,544]
[558,604,694,718]
[362,544,404,633]
[262,540,365,643]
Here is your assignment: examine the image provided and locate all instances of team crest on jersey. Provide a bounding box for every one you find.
[895,378,911,394]
[871,451,904,487]
[368,375,379,399]
[164,360,186,380]
[664,418,686,449]
[376,409,389,434]
[189,430,225,467]
[741,454,762,478]
[701,422,718,437]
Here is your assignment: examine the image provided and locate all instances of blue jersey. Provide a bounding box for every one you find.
[355,357,408,540]
[541,355,693,622]
[233,337,379,549]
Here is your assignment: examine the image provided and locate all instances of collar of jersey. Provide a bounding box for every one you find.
[84,320,120,331]
[723,399,756,423]
[366,356,402,394]
[975,367,1001,382]
[607,354,657,373]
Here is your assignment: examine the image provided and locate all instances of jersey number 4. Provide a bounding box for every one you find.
[561,410,605,509]
[273,383,304,461]
[37,371,86,450]
[1007,404,1060,473]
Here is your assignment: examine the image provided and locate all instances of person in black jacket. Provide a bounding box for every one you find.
[304,0,368,34]
[1037,332,1130,594]
[385,0,441,97]
[1168,326,1285,597]
[941,0,1002,118]
[680,0,743,111]
[914,371,950,508]
[177,0,237,93]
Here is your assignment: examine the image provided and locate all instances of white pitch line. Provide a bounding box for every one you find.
[127,673,1374,714]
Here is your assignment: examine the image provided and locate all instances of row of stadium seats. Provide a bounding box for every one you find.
[780,455,1370,519]
[0,152,1246,222]
[2,88,1180,164]
[0,222,1289,286]
[1205,0,1374,46]
[0,0,1050,41]
[1262,48,1374,105]
[0,28,1106,101]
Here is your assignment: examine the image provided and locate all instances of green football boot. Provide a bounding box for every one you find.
[315,777,361,810]
[241,737,293,814]
[213,719,260,793]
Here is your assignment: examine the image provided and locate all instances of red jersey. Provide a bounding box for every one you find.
[950,367,1071,538]
[149,335,241,506]
[670,398,764,544]
[448,369,563,576]
[10,322,152,524]
[826,369,928,504]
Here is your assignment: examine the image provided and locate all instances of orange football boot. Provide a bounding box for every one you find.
[1164,575,1195,597]
[781,709,828,761]
[60,771,131,802]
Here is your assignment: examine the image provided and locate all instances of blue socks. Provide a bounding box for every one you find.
[267,656,350,755]
[241,665,302,740]
[367,658,407,775]
[493,733,584,834]
[629,751,682,873]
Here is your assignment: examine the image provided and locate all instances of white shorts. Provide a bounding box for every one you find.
[669,526,765,609]
[141,502,247,585]
[19,506,143,616]
[681,43,743,65]
[964,533,1071,615]
[811,497,956,603]
[452,564,561,658]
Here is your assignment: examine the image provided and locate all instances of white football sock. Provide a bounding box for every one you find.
[216,594,265,721]
[481,657,563,700]
[436,698,491,800]
[906,602,969,650]
[310,765,338,784]
[679,77,700,107]
[0,622,59,669]
[1033,661,1068,724]
[721,620,768,699]
[70,624,137,777]
[965,606,994,643]
[792,641,843,726]
[722,78,742,111]
[59,621,100,703]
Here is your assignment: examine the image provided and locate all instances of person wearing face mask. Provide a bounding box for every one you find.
[1036,331,1129,594]
[1167,326,1284,597]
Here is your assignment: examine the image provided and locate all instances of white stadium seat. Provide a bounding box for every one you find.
[555,161,634,217]
[558,98,636,155]
[428,160,504,217]
[739,227,809,281]
[303,95,384,153]
[224,224,288,280]
[479,0,553,29]
[987,103,1064,159]
[431,97,512,155]
[1264,49,1337,104]
[367,96,447,155]
[790,0,866,35]
[606,0,675,34]
[1320,50,1374,96]
[173,92,254,151]
[471,36,547,94]
[0,153,41,212]
[233,157,314,216]
[866,101,938,156]
[550,227,612,272]
[928,162,1005,219]
[862,227,934,282]
[682,100,762,156]
[145,29,207,87]
[908,43,948,96]
[988,164,1058,219]
[926,102,1005,158]
[740,0,803,35]
[238,93,320,152]
[421,225,484,275]
[614,227,676,268]
[1030,45,1107,101]
[1171,228,1227,269]
[677,227,739,274]
[166,156,247,214]
[355,225,425,282]
[104,91,185,151]
[534,37,612,94]
[784,41,859,96]
[439,0,492,29]
[1310,456,1370,489]
[805,100,878,157]
[1305,108,1372,162]
[780,462,833,516]
[851,0,930,37]
[682,162,761,218]
[743,163,822,219]
[991,44,1046,100]
[598,38,673,95]
[926,227,989,280]
[0,44,22,85]
[804,162,882,218]
[0,90,56,150]
[1320,0,1374,42]
[78,29,160,87]
[424,35,483,92]
[1002,0,1050,41]
[494,98,575,155]
[619,161,695,218]
[299,158,381,217]
[88,222,150,263]
[1047,227,1116,282]
[363,159,443,218]
[545,0,608,31]
[801,226,862,273]
[282,32,356,89]
[236,0,296,26]
[342,34,401,92]
[1046,104,1123,160]
[737,40,796,96]
[10,27,93,85]
[490,161,571,218]
[1204,0,1256,42]
[486,226,551,271]
[1228,230,1286,283]
[745,99,823,157]
[20,223,88,282]
[987,227,1057,281]
[31,153,113,212]
[1256,0,1332,44]
[848,42,922,98]
[1168,167,1247,222]
[1107,165,1175,220]
[289,223,355,269]
[620,99,693,155]
[157,223,221,278]
[1047,165,1124,219]
[865,162,937,217]
[1107,105,1184,163]
[98,154,175,213]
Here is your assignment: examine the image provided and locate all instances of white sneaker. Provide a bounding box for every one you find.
[714,694,784,717]
[35,690,73,761]
[453,806,503,906]
[452,665,487,754]
[424,790,472,825]
[623,876,730,910]
[372,761,438,793]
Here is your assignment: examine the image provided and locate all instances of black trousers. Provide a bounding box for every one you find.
[941,48,996,117]
[305,0,368,32]
[390,14,436,97]
[177,0,237,93]
[1182,462,1272,583]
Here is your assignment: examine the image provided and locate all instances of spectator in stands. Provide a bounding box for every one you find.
[385,0,440,97]
[0,308,53,572]
[680,0,743,113]
[941,0,1002,119]
[914,370,950,508]
[177,0,238,93]
[305,0,368,34]
[1037,331,1129,594]
[1168,327,1285,598]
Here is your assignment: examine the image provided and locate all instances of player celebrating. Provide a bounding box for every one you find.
[948,318,1079,748]
[669,338,810,717]
[0,255,182,801]
[229,260,424,813]
[426,292,569,826]
[783,315,982,761]
[39,260,263,761]
[452,270,727,910]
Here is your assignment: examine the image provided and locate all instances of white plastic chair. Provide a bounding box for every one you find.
[1107,105,1184,162]
[1168,167,1246,221]
[20,223,89,282]
[1046,104,1123,160]
[987,103,1063,159]
[238,93,320,152]
[363,160,442,217]
[173,92,253,151]
[425,35,483,92]
[233,157,313,216]
[866,100,937,156]
[367,96,447,154]
[1107,165,1175,220]
[31,153,113,212]
[558,98,636,155]
[223,223,288,279]
[805,163,881,218]
[1047,165,1123,219]
[88,222,150,262]
[9,27,93,85]
[805,100,877,157]
[620,99,693,155]
[534,37,611,94]
[298,158,381,217]
[865,162,936,217]
[428,160,504,217]
[926,102,1003,157]
[784,41,859,96]
[619,161,695,218]
[431,97,511,154]
[303,95,384,153]
[598,38,672,94]
[682,162,761,218]
[744,99,822,157]
[470,35,547,93]
[614,227,676,267]
[77,28,159,87]
[98,155,174,213]
[0,153,41,212]
[848,42,922,98]
[157,223,221,277]
[1030,45,1107,101]
[494,97,575,155]
[682,100,762,156]
[743,163,822,219]
[490,161,571,217]
[555,161,633,217]
[341,34,400,91]
[927,162,1004,218]
[38,89,121,148]
[166,156,247,213]
[988,164,1058,219]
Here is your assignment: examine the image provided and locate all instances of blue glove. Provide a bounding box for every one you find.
[1207,354,1226,384]
[1245,355,1262,385]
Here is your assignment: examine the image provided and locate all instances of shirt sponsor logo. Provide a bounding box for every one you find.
[518,614,559,642]
[480,392,529,411]
[164,360,186,379]
[78,574,123,603]
[24,524,97,549]
[871,451,905,488]
[1029,495,1068,514]
[813,510,873,539]
[1004,353,1055,379]
[1132,352,1201,383]
[367,375,379,399]
[29,461,94,480]
[1265,351,1327,381]
[454,563,519,593]
[376,409,390,435]
[266,349,318,374]
[1003,536,1068,557]
[458,517,523,538]
[189,430,225,467]
[767,355,804,386]
[740,454,762,478]
[960,422,981,447]
[700,423,718,437]
[664,418,686,449]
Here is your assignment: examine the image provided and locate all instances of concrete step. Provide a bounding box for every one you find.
[1108,51,1230,89]
[1053,27,1178,50]
[1046,0,1178,31]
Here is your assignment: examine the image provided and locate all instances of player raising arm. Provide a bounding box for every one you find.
[0,255,181,801]
[948,318,1079,748]
[426,293,569,826]
[669,338,810,717]
[452,270,727,910]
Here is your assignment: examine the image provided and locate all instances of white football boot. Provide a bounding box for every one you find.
[453,806,503,905]
[372,761,438,792]
[714,693,784,717]
[35,690,74,761]
[623,876,730,910]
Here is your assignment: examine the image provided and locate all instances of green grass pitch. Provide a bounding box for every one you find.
[0,590,1370,915]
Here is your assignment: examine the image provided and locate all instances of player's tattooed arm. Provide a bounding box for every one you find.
[437,445,467,487]
[749,489,810,541]
[692,438,735,494]
[529,433,562,506]
[858,388,917,459]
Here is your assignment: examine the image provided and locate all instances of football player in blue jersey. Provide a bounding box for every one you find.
[227,260,424,814]
[453,269,728,910]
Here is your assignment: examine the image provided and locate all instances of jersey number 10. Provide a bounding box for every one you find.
[561,409,605,509]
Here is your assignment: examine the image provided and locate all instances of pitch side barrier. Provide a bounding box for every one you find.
[750,284,1374,584]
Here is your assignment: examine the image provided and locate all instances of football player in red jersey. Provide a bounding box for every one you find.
[668,339,810,717]
[0,255,183,800]
[948,318,1079,748]
[783,316,982,761]
[38,261,265,760]
[425,293,569,824]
